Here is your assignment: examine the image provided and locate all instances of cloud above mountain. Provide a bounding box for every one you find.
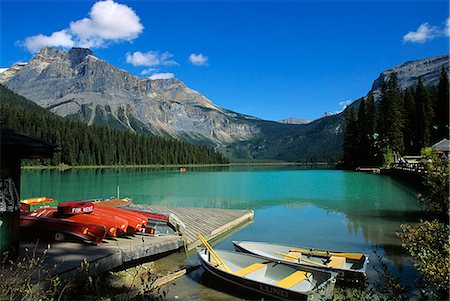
[189,53,208,66]
[148,72,175,80]
[22,0,143,52]
[403,18,449,44]
[126,51,177,67]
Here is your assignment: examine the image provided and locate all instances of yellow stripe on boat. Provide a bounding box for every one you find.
[275,271,311,289]
[327,256,345,268]
[234,263,266,277]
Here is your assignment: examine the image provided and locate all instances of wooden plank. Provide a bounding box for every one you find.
[126,205,254,250]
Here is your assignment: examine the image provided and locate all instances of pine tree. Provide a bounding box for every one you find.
[357,98,369,165]
[415,78,434,149]
[379,73,405,156]
[434,67,449,141]
[403,88,416,153]
[343,107,360,168]
[365,93,380,165]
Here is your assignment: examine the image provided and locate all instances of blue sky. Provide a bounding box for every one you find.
[1,0,449,121]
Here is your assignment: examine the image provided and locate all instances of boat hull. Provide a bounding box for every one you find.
[20,215,106,244]
[233,241,368,285]
[94,205,146,234]
[29,207,124,237]
[198,248,336,301]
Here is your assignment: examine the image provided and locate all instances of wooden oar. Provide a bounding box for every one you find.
[274,251,326,267]
[197,233,232,273]
[289,249,363,261]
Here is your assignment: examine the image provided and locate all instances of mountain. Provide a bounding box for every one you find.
[370,54,449,99]
[278,117,312,125]
[0,84,229,166]
[1,48,448,161]
[0,48,259,149]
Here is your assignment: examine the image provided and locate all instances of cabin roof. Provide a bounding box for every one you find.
[1,128,56,159]
[432,139,450,153]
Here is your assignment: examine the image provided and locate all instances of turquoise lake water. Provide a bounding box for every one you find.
[21,166,423,299]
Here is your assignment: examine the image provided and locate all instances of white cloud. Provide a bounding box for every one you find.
[21,0,143,53]
[24,30,75,53]
[149,72,174,80]
[126,51,177,67]
[403,22,440,44]
[0,68,8,74]
[69,0,143,48]
[189,53,208,66]
[140,67,157,75]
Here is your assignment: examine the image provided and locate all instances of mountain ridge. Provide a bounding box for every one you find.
[1,48,448,161]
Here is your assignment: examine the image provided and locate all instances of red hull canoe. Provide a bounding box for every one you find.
[30,207,126,237]
[20,215,106,244]
[94,205,147,234]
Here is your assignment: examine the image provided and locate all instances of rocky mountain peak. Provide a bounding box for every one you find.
[68,48,94,66]
[37,47,67,58]
[370,54,449,99]
[278,117,312,125]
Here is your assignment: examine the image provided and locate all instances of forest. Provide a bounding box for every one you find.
[0,85,229,166]
[342,67,449,168]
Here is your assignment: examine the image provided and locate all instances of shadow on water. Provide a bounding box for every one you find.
[357,209,427,224]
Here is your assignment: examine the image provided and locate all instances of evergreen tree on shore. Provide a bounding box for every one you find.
[414,78,434,150]
[379,73,405,154]
[434,67,449,141]
[342,70,449,167]
[0,85,229,166]
[343,107,360,168]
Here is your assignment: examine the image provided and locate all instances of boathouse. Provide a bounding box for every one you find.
[432,138,450,159]
[0,128,56,257]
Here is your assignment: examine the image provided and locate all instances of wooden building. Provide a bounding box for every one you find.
[0,128,55,258]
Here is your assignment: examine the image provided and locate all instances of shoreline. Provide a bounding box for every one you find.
[21,162,336,170]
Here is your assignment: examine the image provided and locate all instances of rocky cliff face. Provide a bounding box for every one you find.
[278,117,312,125]
[0,47,260,150]
[370,54,449,99]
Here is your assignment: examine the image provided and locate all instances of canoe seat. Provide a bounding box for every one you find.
[283,251,301,262]
[327,256,345,268]
[275,271,311,289]
[234,263,266,277]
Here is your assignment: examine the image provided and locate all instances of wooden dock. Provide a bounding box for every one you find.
[20,205,254,284]
[126,204,254,250]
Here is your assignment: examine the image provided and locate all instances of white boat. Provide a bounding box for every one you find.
[233,241,368,285]
[198,247,336,300]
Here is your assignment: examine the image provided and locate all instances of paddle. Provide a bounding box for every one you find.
[289,249,363,261]
[274,251,327,267]
[197,233,232,273]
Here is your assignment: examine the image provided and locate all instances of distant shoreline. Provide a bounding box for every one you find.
[21,162,336,170]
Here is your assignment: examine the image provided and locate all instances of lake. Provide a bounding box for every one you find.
[21,166,423,299]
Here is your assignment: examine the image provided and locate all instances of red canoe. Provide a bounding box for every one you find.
[20,214,106,244]
[30,207,126,237]
[95,205,147,234]
[58,201,95,215]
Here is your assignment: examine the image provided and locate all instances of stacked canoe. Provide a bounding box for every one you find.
[19,198,183,245]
